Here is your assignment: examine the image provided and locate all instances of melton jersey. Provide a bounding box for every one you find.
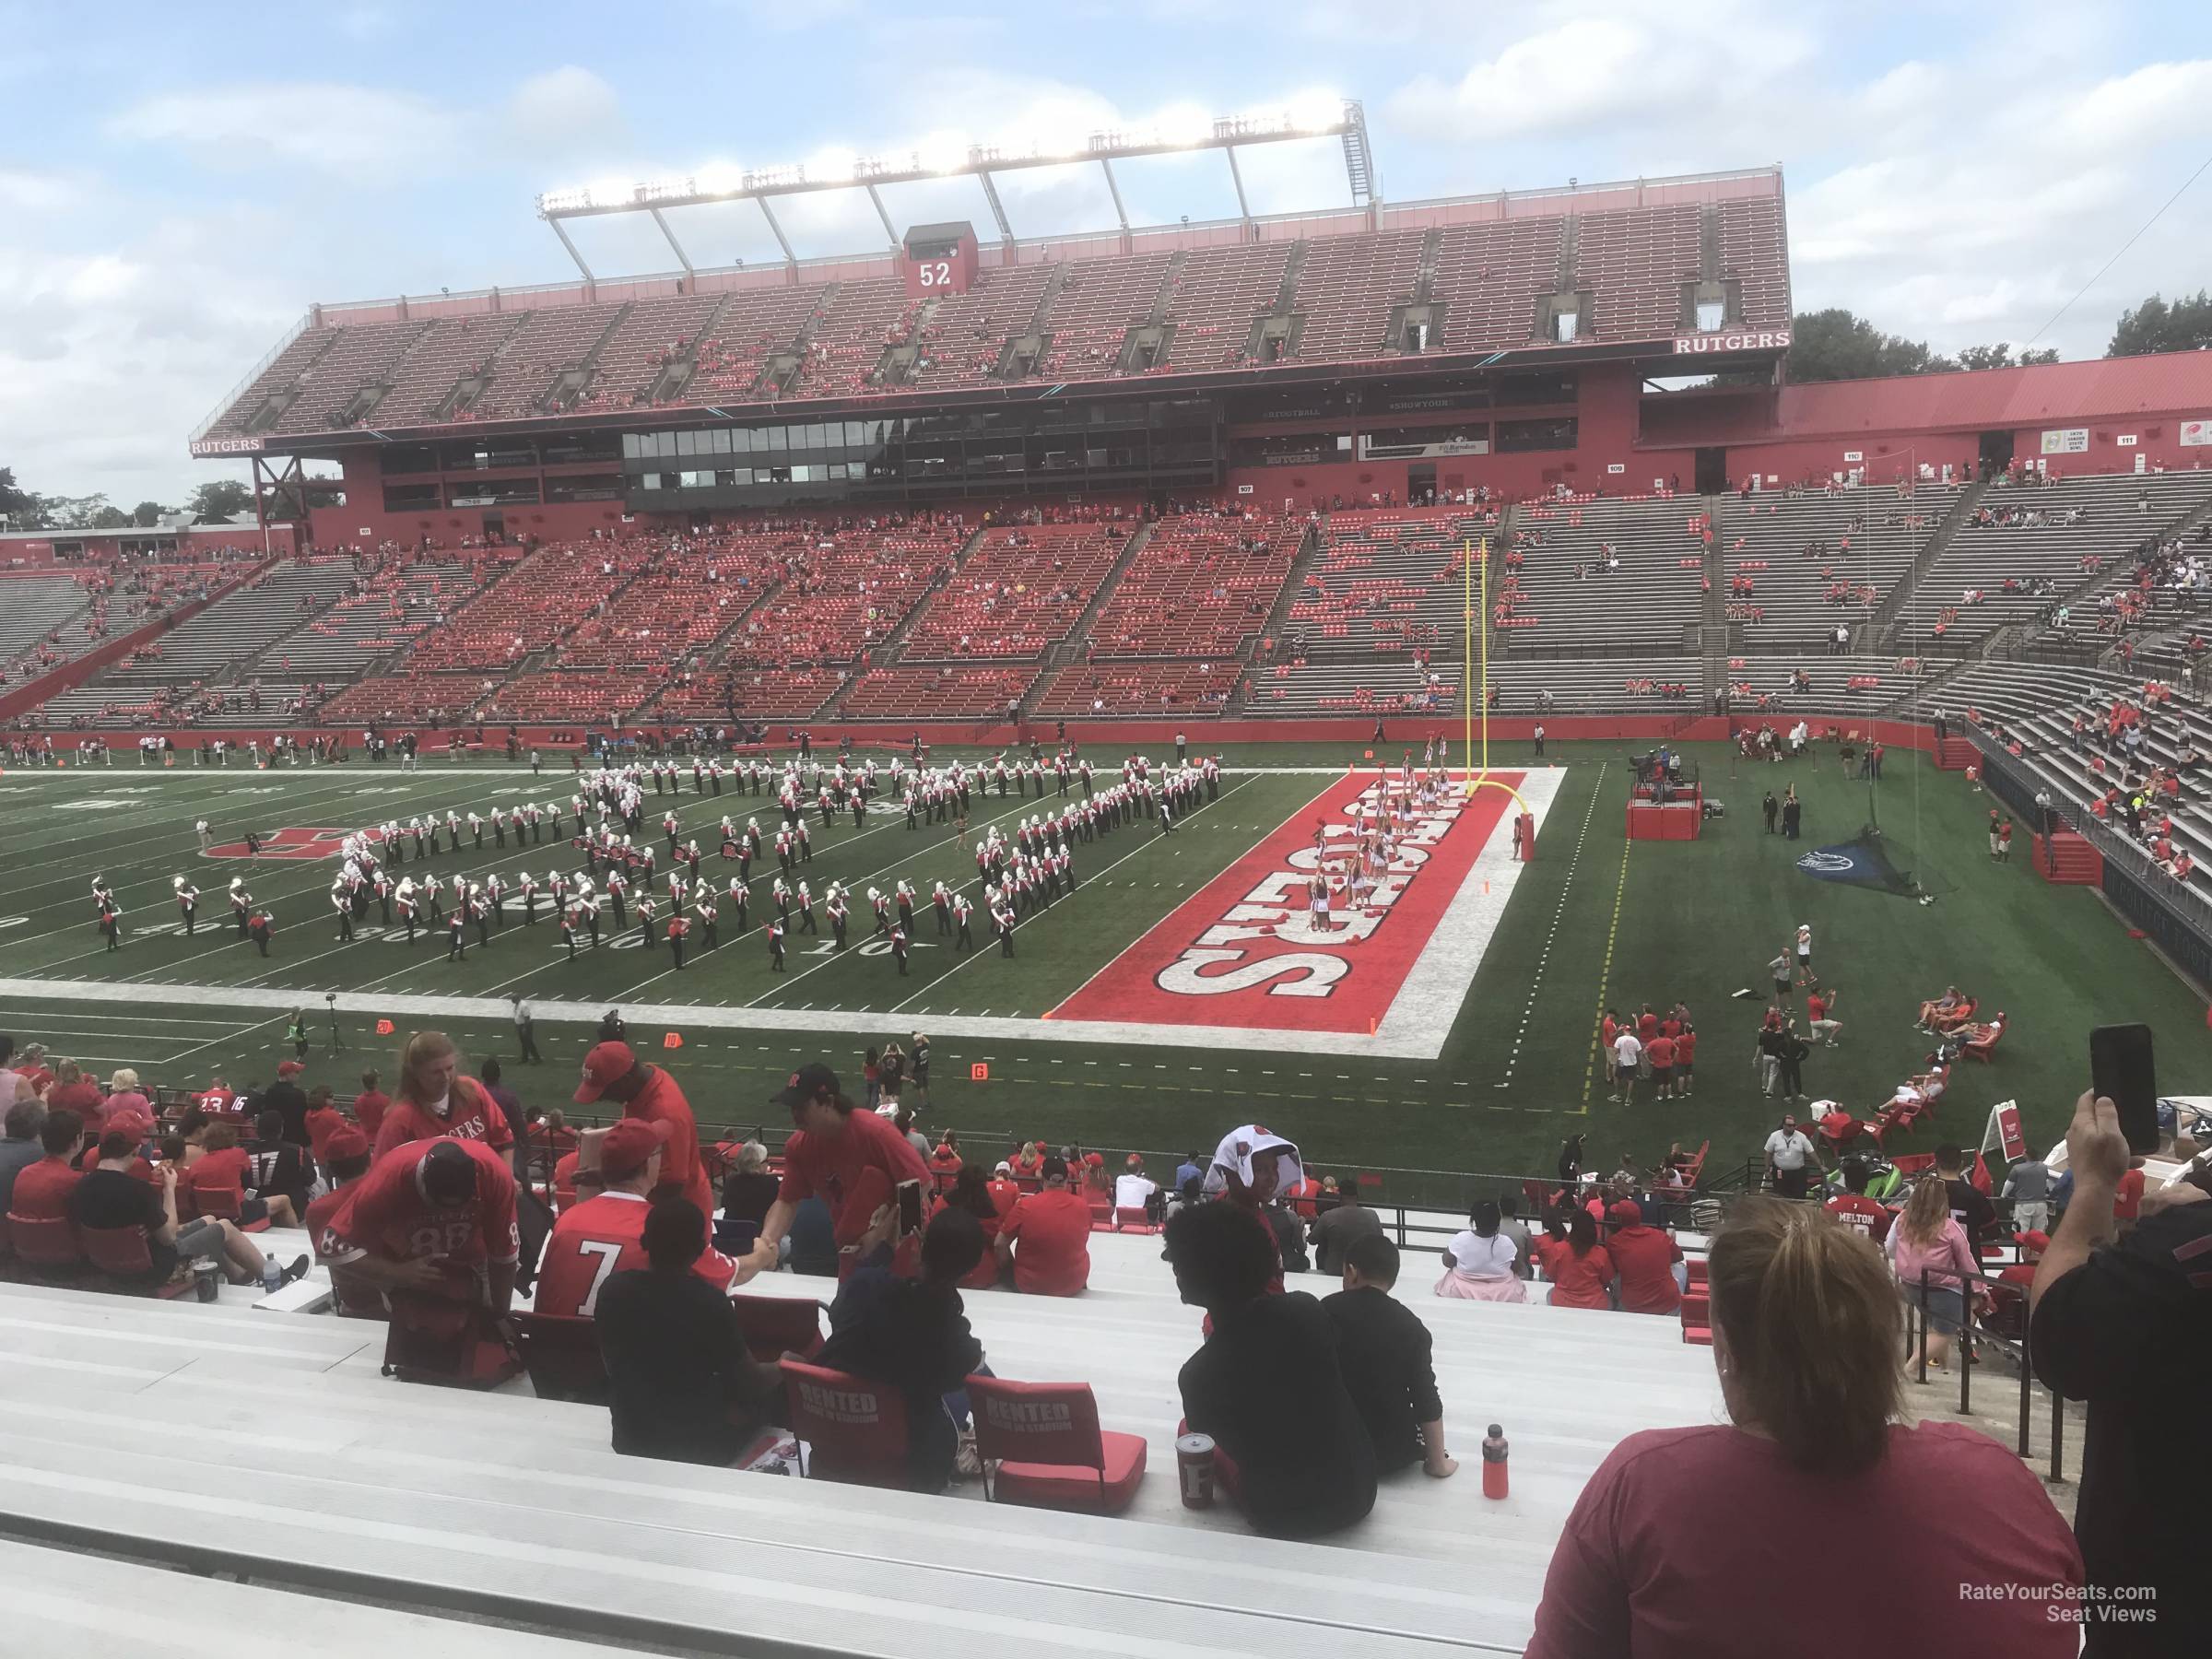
[534,1190,739,1318]
[323,1138,520,1289]
[369,1077,516,1163]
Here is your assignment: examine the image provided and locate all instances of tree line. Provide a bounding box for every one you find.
[1781,288,2209,384]
[0,475,255,533]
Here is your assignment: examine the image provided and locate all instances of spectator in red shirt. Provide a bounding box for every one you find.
[1673,1024,1697,1094]
[1644,1030,1678,1100]
[324,1137,521,1312]
[44,1059,103,1130]
[539,1119,739,1317]
[927,1132,963,1181]
[305,1127,380,1312]
[1635,1005,1658,1042]
[302,1087,350,1164]
[571,1041,712,1216]
[103,1068,151,1125]
[994,1155,1092,1295]
[1525,1200,2081,1659]
[740,1063,929,1284]
[1604,1200,1684,1314]
[932,1163,1007,1290]
[190,1123,299,1229]
[1010,1141,1044,1180]
[2112,1159,2147,1232]
[8,1107,88,1220]
[1823,1158,1892,1243]
[371,1032,515,1163]
[352,1069,391,1142]
[984,1159,1021,1218]
[1540,1208,1614,1310]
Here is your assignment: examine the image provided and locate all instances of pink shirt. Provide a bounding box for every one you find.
[1888,1218,1979,1292]
[1526,1422,2080,1659]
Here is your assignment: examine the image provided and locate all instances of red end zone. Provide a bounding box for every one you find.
[1052,771,1520,1034]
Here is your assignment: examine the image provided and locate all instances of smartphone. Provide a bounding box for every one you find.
[2088,1023,2159,1156]
[896,1178,924,1237]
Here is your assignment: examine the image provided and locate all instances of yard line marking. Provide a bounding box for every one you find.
[1496,760,1604,1094]
[1582,796,1636,1116]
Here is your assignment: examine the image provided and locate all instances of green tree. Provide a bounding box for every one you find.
[1954,343,2061,372]
[130,500,169,526]
[88,505,131,530]
[0,465,37,525]
[2107,290,2212,358]
[1783,309,1954,382]
[186,479,256,523]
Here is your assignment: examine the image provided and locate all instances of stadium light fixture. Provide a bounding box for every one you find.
[534,99,1372,278]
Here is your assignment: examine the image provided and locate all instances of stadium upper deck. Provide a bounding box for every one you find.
[193,169,1791,453]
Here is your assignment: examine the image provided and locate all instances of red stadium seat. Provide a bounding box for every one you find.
[781,1359,911,1487]
[1113,1206,1157,1232]
[516,1311,611,1403]
[79,1226,195,1297]
[8,1212,83,1270]
[965,1375,1147,1513]
[731,1293,825,1363]
[190,1184,269,1233]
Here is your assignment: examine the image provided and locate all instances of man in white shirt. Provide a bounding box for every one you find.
[1763,1114,1818,1199]
[1113,1153,1159,1222]
[1611,1029,1643,1104]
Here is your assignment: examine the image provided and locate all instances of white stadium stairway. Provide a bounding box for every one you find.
[0,1224,1722,1654]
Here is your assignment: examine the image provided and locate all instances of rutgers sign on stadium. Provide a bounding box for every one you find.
[1673,328,1794,355]
[204,826,359,860]
[1050,769,1560,1058]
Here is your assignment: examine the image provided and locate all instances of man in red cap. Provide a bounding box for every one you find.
[537,1119,740,1317]
[571,1041,711,1216]
[737,1063,928,1284]
[323,1137,521,1314]
[1603,1199,1684,1315]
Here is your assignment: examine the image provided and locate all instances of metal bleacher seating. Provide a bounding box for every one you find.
[0,1225,1722,1655]
[1292,228,1423,363]
[902,524,1129,661]
[1497,495,1709,654]
[1158,241,1291,372]
[909,264,1057,392]
[1035,251,1174,380]
[1035,659,1241,717]
[726,525,964,669]
[841,664,1041,720]
[1088,513,1304,659]
[0,574,97,681]
[1720,483,1963,653]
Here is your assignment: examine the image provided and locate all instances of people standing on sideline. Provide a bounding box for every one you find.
[1762,790,1779,833]
[1533,724,1546,758]
[512,996,541,1064]
[1781,787,1802,840]
[1806,985,1841,1045]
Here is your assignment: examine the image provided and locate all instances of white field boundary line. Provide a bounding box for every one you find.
[0,774,1549,1059]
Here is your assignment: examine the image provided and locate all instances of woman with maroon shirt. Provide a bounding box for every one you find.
[1526,1200,2079,1659]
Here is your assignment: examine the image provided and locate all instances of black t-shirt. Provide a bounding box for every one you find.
[258,1081,310,1147]
[69,1170,173,1278]
[1178,1290,1377,1538]
[1322,1285,1442,1471]
[246,1138,310,1204]
[722,1169,781,1227]
[2031,1201,2212,1655]
[1943,1175,1998,1253]
[594,1267,780,1465]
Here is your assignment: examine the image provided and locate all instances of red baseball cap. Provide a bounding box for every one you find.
[324,1127,371,1162]
[600,1116,672,1179]
[573,1041,638,1103]
[2013,1230,2051,1252]
[104,1108,154,1142]
[276,1060,304,1077]
[1606,1200,1643,1226]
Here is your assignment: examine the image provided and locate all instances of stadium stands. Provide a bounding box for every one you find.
[313,674,493,728]
[1494,496,1709,653]
[908,264,1058,392]
[1085,513,1305,659]
[1158,242,1292,371]
[1285,506,1496,662]
[1035,659,1242,717]
[902,524,1130,660]
[0,575,101,686]
[725,525,964,668]
[477,671,652,724]
[1035,252,1174,380]
[1292,228,1423,362]
[406,543,651,672]
[841,664,1041,720]
[1719,484,1965,653]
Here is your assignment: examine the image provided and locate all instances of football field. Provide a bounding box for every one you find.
[3,738,2206,1194]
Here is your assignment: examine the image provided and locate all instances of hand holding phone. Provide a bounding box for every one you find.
[896,1178,924,1237]
[2088,1024,2159,1157]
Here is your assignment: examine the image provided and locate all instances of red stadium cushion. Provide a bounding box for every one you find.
[732,1293,825,1363]
[516,1311,610,1403]
[782,1359,911,1487]
[967,1375,1146,1514]
[7,1213,82,1268]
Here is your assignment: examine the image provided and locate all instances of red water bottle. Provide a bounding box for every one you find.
[1481,1424,1509,1500]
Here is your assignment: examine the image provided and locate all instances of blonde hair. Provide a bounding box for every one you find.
[109,1068,140,1090]
[396,1030,460,1106]
[1707,1198,1902,1476]
[1896,1175,1952,1247]
[53,1059,81,1087]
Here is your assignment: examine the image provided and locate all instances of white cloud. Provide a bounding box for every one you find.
[1388,18,1661,141]
[108,83,465,180]
[504,65,626,157]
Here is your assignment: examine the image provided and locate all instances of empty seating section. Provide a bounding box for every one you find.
[1722,653,1946,710]
[88,560,356,688]
[0,576,95,682]
[575,294,724,414]
[721,668,848,719]
[267,562,477,680]
[465,307,619,422]
[1292,229,1422,362]
[1717,195,1790,328]
[1288,508,1493,659]
[1721,484,1962,651]
[407,543,649,671]
[557,535,795,670]
[1088,515,1303,657]
[842,664,1040,719]
[1913,474,2212,647]
[726,526,964,667]
[904,525,1127,660]
[909,265,1057,392]
[478,671,651,723]
[313,675,493,727]
[1432,218,1563,351]
[1250,658,1460,716]
[198,327,335,439]
[1577,206,1700,341]
[285,320,435,432]
[685,286,820,401]
[366,314,530,428]
[794,280,920,399]
[1036,253,1173,380]
[1499,497,1707,652]
[1035,660,1241,716]
[1159,243,1290,371]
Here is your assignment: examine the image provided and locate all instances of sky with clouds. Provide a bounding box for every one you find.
[3,0,2206,508]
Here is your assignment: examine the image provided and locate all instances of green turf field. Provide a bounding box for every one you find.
[3,736,2205,1197]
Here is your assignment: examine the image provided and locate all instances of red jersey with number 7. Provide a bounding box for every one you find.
[535,1191,738,1317]
[324,1138,519,1288]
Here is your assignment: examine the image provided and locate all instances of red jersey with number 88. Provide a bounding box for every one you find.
[324,1138,519,1288]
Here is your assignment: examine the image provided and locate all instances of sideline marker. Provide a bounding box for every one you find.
[373,1018,394,1035]
[971,1062,989,1081]
[663,1031,684,1049]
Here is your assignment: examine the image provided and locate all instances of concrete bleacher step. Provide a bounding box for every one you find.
[2032,830,2102,884]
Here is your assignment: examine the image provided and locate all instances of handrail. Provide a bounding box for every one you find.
[1907,1262,2067,1483]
